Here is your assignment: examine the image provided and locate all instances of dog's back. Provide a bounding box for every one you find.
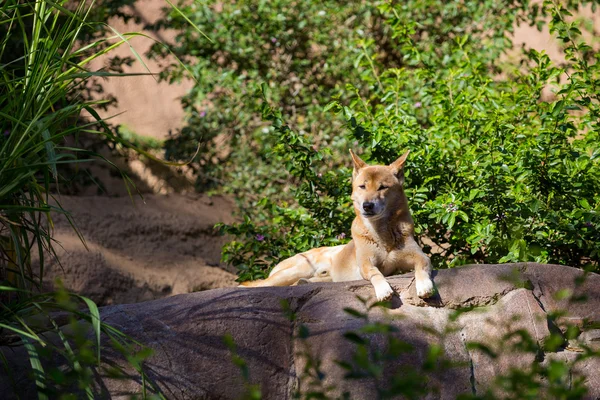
[239,245,344,287]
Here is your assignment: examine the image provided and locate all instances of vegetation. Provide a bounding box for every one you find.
[0,0,166,396]
[1,0,599,397]
[153,0,600,281]
[219,267,600,399]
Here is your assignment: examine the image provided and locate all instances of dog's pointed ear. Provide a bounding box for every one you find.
[389,150,410,183]
[349,149,367,179]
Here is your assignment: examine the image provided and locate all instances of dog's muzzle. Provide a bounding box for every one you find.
[361,201,378,217]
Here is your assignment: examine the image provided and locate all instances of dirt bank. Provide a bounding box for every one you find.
[42,193,238,305]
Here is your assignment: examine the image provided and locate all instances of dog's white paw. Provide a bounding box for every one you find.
[416,277,435,298]
[374,281,394,302]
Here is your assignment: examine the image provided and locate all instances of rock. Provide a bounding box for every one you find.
[580,329,600,349]
[1,263,599,399]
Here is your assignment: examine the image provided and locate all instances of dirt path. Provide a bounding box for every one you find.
[43,194,238,305]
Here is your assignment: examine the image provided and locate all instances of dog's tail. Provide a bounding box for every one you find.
[238,279,266,287]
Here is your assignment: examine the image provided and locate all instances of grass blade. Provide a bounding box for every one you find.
[79,295,102,365]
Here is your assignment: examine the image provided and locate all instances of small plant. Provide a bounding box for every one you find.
[223,333,263,400]
[0,284,160,398]
[270,270,599,399]
[337,301,447,399]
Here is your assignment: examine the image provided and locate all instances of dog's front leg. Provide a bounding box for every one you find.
[414,254,435,299]
[360,256,394,302]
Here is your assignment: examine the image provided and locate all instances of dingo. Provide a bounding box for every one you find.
[240,150,435,301]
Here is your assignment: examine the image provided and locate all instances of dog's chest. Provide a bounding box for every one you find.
[378,249,415,275]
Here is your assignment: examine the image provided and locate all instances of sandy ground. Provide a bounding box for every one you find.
[43,193,238,305]
[37,134,239,306]
[88,0,193,140]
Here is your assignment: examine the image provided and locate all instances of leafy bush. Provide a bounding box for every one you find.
[154,0,600,279]
[334,0,600,269]
[149,1,387,196]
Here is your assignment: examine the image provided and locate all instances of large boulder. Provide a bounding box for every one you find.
[2,263,600,399]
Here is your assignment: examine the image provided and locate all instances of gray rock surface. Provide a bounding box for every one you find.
[2,263,600,399]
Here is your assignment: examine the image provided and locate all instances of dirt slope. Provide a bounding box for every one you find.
[88,0,193,140]
[42,194,238,305]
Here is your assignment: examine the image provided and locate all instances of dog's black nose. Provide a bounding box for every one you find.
[363,202,375,212]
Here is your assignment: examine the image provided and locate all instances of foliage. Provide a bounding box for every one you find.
[154,0,600,279]
[333,277,599,400]
[149,0,381,194]
[216,90,353,280]
[0,0,146,293]
[0,284,160,399]
[0,0,176,397]
[333,0,600,269]
[223,333,262,400]
[335,300,448,399]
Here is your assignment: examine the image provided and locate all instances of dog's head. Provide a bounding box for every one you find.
[349,149,409,220]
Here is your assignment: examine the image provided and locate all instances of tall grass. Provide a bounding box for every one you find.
[0,0,140,291]
[0,0,177,397]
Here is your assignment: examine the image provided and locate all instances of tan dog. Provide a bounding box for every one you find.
[240,150,435,301]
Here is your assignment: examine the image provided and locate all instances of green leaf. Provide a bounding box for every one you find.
[79,295,102,365]
[343,308,366,319]
[23,338,49,400]
[343,332,366,345]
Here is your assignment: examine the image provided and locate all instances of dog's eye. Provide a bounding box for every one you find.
[378,185,389,191]
[358,184,366,189]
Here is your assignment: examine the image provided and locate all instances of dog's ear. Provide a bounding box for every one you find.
[389,150,410,183]
[349,149,367,180]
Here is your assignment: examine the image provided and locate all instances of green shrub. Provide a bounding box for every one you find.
[331,0,600,269]
[173,0,600,279]
[149,1,387,196]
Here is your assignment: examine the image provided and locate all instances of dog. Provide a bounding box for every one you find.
[240,150,435,301]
